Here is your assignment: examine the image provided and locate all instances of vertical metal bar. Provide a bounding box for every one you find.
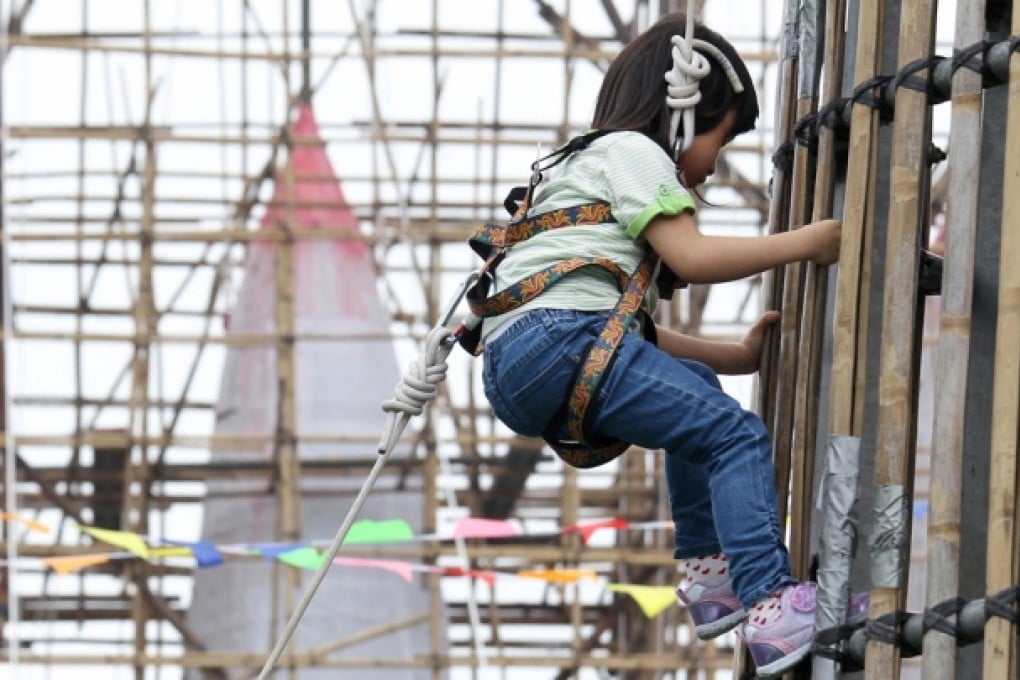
[983,2,1020,675]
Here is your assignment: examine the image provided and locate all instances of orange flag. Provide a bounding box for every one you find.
[1,511,50,534]
[517,568,598,584]
[42,553,111,576]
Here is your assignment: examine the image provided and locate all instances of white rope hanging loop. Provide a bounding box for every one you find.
[665,33,711,158]
[664,16,744,160]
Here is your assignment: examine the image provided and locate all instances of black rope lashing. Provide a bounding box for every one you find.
[813,618,866,667]
[921,596,968,640]
[865,609,914,648]
[985,585,1020,624]
[772,34,1020,157]
[770,139,795,174]
[810,585,1020,671]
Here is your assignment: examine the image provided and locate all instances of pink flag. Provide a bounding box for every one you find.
[334,557,415,583]
[561,518,631,544]
[451,517,519,540]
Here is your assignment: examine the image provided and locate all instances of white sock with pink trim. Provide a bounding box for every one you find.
[681,552,730,587]
[748,589,784,628]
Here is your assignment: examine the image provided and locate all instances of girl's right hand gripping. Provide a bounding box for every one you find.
[804,218,842,266]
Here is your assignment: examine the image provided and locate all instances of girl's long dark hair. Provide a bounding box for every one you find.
[592,13,758,154]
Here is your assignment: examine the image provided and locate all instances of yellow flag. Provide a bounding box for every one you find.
[149,547,193,558]
[517,568,598,584]
[42,553,111,575]
[81,526,150,560]
[607,584,677,618]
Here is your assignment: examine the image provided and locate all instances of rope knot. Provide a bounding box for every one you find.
[665,34,710,156]
[377,326,454,453]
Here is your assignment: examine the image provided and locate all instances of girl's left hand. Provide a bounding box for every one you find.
[736,310,781,374]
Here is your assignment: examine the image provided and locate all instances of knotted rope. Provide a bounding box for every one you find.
[664,13,744,161]
[257,325,454,679]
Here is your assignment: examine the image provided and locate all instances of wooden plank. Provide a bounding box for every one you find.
[828,0,884,439]
[865,0,938,677]
[922,0,985,674]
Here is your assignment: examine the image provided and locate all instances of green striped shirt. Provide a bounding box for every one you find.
[481,131,697,341]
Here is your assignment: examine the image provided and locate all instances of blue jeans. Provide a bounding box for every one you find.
[482,308,793,608]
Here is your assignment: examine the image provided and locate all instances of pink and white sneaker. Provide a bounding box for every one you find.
[740,582,818,678]
[675,553,747,640]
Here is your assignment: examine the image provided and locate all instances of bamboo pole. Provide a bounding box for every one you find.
[779,0,824,582]
[803,6,849,679]
[922,0,985,675]
[757,0,799,439]
[815,1,884,673]
[272,7,302,678]
[983,1,1020,675]
[865,0,938,676]
[423,2,447,676]
[799,0,847,546]
[829,0,884,442]
[126,4,158,676]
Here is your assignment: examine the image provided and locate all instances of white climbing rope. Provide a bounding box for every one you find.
[664,13,744,161]
[257,325,454,679]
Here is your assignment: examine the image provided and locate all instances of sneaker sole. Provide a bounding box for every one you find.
[751,639,812,678]
[694,608,748,640]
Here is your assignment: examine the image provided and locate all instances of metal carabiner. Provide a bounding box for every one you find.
[436,271,483,348]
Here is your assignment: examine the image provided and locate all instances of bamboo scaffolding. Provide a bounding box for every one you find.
[865,0,938,677]
[983,1,1020,675]
[1,1,778,675]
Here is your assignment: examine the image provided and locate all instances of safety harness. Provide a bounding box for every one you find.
[458,130,667,469]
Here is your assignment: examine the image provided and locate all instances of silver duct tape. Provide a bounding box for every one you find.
[797,0,822,98]
[813,434,862,680]
[815,435,861,628]
[782,0,801,60]
[870,484,909,588]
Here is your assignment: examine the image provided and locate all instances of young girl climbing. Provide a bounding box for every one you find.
[476,13,841,678]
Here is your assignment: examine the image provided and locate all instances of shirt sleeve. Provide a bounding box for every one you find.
[601,133,697,239]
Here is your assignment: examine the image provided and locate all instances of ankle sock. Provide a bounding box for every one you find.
[682,552,730,586]
[748,588,784,627]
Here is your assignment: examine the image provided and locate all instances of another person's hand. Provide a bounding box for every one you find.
[803,218,842,266]
[735,310,781,374]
